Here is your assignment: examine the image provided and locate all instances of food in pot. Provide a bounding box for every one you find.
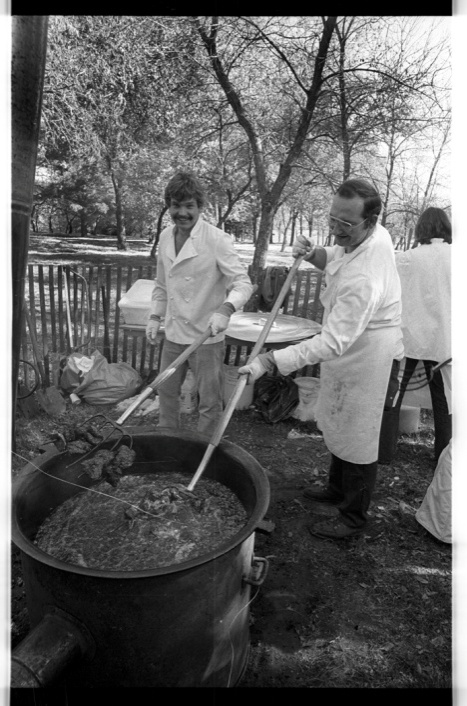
[34,472,247,571]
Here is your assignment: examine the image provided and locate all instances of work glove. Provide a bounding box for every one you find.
[208,302,236,336]
[238,351,276,383]
[146,318,160,345]
[293,235,316,262]
[208,312,230,336]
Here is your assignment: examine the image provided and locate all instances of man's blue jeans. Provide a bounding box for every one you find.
[157,338,225,438]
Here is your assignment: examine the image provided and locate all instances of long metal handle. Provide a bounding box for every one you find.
[187,256,304,491]
[116,327,212,425]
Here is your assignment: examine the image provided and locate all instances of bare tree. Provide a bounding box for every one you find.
[193,15,338,283]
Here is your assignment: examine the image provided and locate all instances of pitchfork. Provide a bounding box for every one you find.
[65,327,213,467]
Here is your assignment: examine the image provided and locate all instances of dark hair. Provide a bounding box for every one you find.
[414,207,452,245]
[336,178,382,224]
[164,171,206,208]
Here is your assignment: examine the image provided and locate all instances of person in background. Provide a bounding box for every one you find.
[145,171,253,437]
[239,178,403,540]
[395,206,452,466]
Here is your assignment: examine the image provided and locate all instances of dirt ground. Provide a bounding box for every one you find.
[10,393,452,691]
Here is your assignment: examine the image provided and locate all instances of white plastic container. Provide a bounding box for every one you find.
[291,376,320,422]
[398,359,432,410]
[118,279,155,326]
[180,370,198,414]
[399,405,420,434]
[223,365,254,410]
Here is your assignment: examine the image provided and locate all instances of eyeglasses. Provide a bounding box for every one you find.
[328,215,367,234]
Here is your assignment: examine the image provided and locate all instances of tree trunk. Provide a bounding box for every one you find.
[280,213,292,252]
[289,211,298,247]
[80,209,86,237]
[150,205,168,259]
[110,170,127,251]
[250,202,275,282]
[338,32,352,180]
[252,214,258,243]
[195,15,337,275]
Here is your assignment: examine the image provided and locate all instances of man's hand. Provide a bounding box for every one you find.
[208,312,230,336]
[238,352,276,382]
[293,235,316,261]
[146,319,160,345]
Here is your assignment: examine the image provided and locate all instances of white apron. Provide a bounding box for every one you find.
[315,326,400,464]
[274,226,403,464]
[315,249,402,464]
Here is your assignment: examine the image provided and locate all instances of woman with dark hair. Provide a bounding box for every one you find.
[396,206,452,465]
[413,206,452,245]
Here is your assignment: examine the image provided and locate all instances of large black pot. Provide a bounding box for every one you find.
[11,430,270,688]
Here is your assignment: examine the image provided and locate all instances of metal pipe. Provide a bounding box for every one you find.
[11,610,95,688]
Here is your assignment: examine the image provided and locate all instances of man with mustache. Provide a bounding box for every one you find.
[146,171,253,437]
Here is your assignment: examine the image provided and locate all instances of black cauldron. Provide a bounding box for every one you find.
[11,430,270,688]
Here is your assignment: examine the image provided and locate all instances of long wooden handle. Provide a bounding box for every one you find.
[116,327,212,425]
[63,273,74,353]
[187,256,304,491]
[24,306,46,388]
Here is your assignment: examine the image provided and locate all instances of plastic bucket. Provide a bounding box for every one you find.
[291,377,320,421]
[399,405,420,434]
[223,365,254,410]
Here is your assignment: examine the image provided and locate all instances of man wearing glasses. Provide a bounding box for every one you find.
[239,178,403,540]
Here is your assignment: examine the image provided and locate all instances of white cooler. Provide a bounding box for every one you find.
[118,279,155,326]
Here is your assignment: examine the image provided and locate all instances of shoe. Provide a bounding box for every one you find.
[302,485,342,504]
[307,517,364,540]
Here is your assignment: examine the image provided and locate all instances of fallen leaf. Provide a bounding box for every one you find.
[381,643,395,651]
[415,576,429,584]
[431,636,445,647]
[315,639,328,648]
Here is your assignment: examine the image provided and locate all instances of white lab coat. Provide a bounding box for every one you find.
[151,218,253,345]
[395,239,451,412]
[395,239,451,362]
[274,224,403,464]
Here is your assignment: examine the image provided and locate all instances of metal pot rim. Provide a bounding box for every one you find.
[12,430,270,579]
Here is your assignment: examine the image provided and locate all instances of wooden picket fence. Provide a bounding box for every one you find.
[19,263,324,389]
